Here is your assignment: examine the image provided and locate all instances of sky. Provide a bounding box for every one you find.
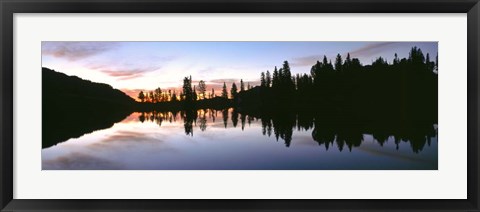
[42,41,437,99]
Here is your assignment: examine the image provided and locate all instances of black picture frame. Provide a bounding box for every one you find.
[1,0,479,211]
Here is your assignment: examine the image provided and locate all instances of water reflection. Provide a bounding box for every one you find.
[42,108,437,170]
[134,108,437,153]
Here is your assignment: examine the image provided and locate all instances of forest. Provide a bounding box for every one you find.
[135,46,437,124]
[42,46,437,151]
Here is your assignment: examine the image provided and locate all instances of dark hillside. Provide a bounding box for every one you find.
[42,67,135,148]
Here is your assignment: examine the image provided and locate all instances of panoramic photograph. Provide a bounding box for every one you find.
[41,41,438,170]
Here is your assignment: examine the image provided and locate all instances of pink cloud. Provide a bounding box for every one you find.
[349,42,399,58]
[42,41,119,61]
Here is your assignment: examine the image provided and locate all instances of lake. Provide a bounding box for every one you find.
[42,108,438,170]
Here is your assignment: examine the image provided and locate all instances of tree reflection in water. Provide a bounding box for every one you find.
[138,108,437,153]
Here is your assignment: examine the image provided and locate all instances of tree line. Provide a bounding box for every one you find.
[253,46,437,104]
[136,46,438,125]
[137,107,436,153]
[237,46,437,125]
[137,77,254,103]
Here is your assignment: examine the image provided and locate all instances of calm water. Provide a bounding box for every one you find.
[42,109,438,170]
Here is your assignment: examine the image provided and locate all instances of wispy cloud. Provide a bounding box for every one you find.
[101,70,144,77]
[291,55,324,67]
[206,79,261,96]
[85,58,165,81]
[349,42,399,58]
[99,66,161,80]
[42,41,119,61]
[209,78,241,84]
[291,43,402,67]
[101,130,161,143]
[207,79,260,87]
[42,152,123,170]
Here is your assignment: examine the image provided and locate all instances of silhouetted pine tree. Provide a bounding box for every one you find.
[221,82,228,99]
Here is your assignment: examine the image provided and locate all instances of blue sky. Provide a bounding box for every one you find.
[42,41,437,98]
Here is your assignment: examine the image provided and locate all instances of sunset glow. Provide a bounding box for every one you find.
[42,41,438,100]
